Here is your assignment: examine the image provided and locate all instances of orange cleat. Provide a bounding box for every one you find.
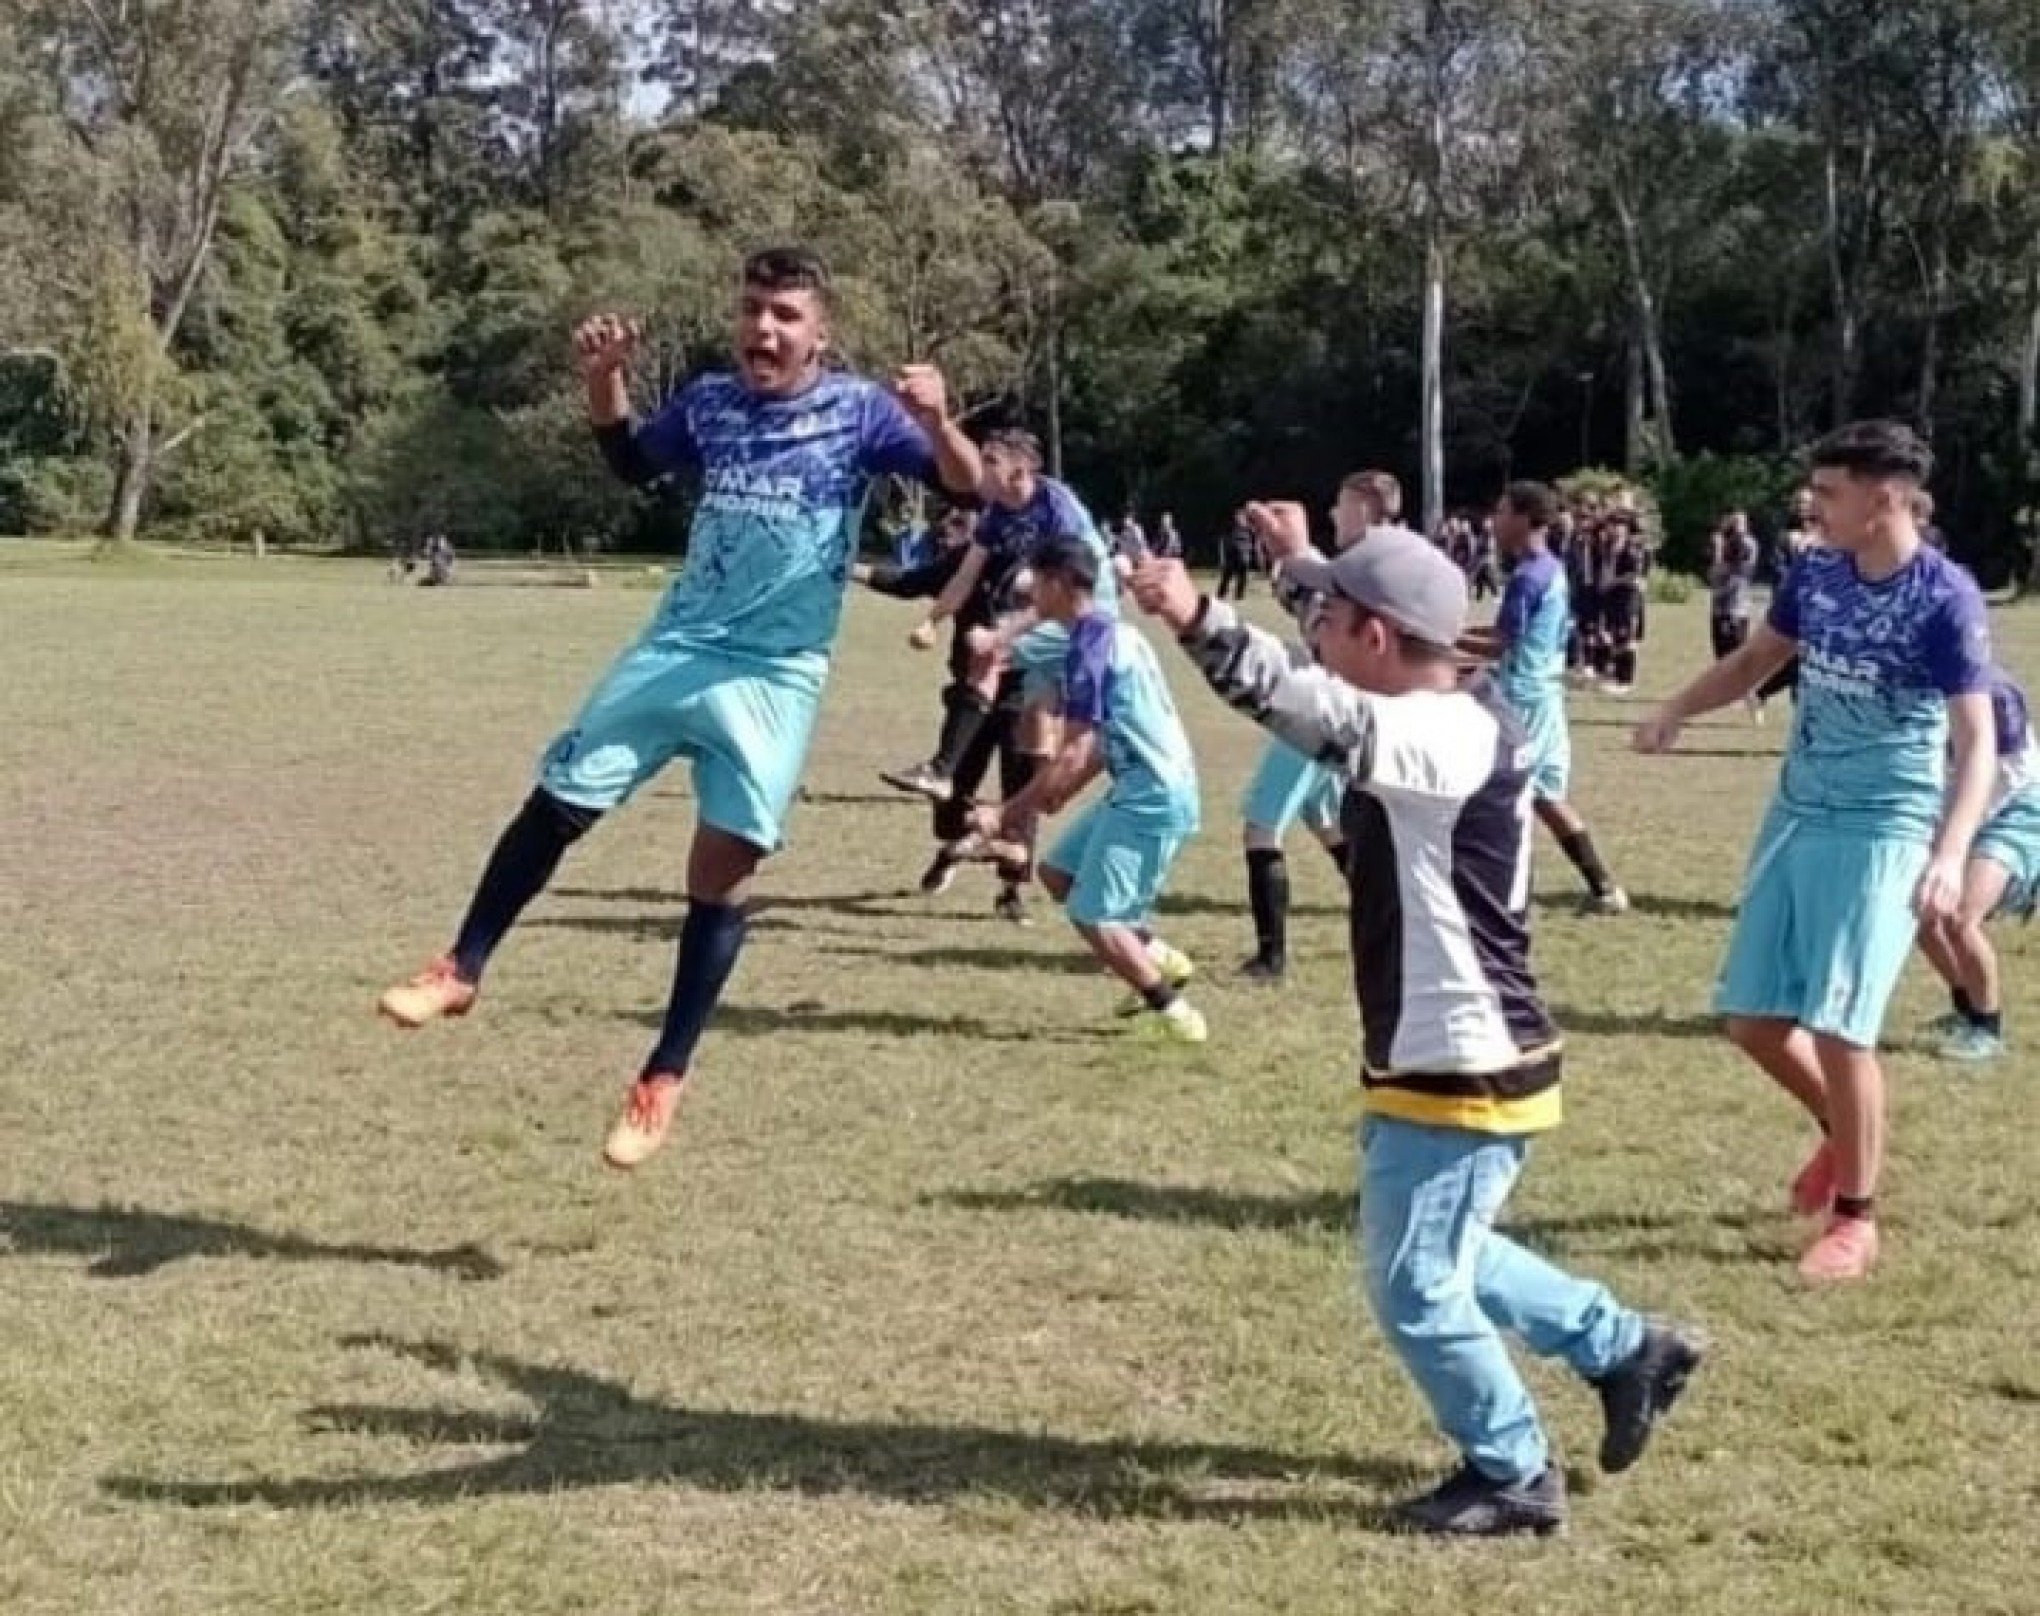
[601,1072,689,1170]
[378,956,477,1028]
[1798,1215,1879,1284]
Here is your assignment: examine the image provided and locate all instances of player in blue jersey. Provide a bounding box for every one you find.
[1461,482,1630,915]
[1236,470,1402,981]
[882,429,1114,803]
[1916,668,2040,1064]
[972,535,1208,1043]
[1636,421,1995,1282]
[378,247,982,1170]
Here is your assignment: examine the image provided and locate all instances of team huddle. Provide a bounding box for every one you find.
[374,247,2033,1539]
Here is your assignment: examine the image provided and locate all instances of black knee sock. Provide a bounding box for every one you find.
[1612,646,1637,685]
[1556,828,1614,898]
[644,901,749,1077]
[450,790,600,982]
[1246,848,1289,964]
[930,686,992,777]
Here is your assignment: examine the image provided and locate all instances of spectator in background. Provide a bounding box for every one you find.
[1154,511,1184,560]
[1709,510,1760,666]
[422,532,456,587]
[1217,512,1257,599]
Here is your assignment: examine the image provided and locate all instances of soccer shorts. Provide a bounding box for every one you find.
[1510,692,1572,802]
[1975,791,2040,920]
[538,639,824,852]
[1045,799,1191,927]
[1714,808,1928,1049]
[1242,736,1344,836]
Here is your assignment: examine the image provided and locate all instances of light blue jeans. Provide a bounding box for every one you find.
[1359,1116,1645,1484]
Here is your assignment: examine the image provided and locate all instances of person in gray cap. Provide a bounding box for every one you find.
[1127,503,1702,1538]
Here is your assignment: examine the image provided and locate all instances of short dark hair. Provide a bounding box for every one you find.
[742,246,832,304]
[1809,420,1933,485]
[1030,533,1099,590]
[984,427,1044,466]
[1501,480,1556,528]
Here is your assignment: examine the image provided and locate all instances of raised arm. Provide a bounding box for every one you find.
[892,366,982,497]
[576,313,697,488]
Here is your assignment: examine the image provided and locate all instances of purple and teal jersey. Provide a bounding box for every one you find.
[1494,548,1570,708]
[1767,545,1992,838]
[977,477,1118,617]
[1063,613,1199,829]
[629,370,939,663]
[1986,670,2037,815]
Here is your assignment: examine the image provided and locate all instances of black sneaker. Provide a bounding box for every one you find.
[1236,952,1286,982]
[880,761,953,803]
[1593,1320,1705,1474]
[918,849,960,896]
[1393,1463,1567,1538]
[993,886,1031,926]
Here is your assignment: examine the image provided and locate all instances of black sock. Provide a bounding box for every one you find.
[1972,1008,2004,1036]
[644,901,749,1076]
[1832,1194,1875,1222]
[1556,828,1613,898]
[930,686,991,777]
[1952,986,1976,1018]
[1141,979,1179,1012]
[450,790,600,982]
[1246,848,1290,963]
[1612,647,1637,685]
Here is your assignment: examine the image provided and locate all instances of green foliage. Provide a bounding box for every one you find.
[1647,452,1803,574]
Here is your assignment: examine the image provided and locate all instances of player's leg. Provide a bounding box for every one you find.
[1359,1118,1567,1536]
[922,697,1006,896]
[1058,807,1204,1042]
[1935,855,2013,1061]
[379,641,686,1027]
[603,657,822,1170]
[1790,832,1929,1280]
[988,706,1039,918]
[1532,795,1626,915]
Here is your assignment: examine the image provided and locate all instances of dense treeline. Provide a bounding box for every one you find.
[3,1,2040,579]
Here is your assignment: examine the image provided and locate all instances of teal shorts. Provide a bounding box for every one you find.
[538,639,823,852]
[1511,692,1571,802]
[1976,791,2040,919]
[1714,809,1928,1049]
[1242,737,1344,836]
[1045,799,1191,927]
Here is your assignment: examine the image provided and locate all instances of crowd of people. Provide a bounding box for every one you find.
[369,245,2035,1542]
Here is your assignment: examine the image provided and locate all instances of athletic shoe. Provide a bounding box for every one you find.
[879,761,953,803]
[377,956,476,1028]
[1115,940,1197,1016]
[1798,1215,1878,1283]
[1130,997,1208,1045]
[918,849,960,896]
[1788,1138,1836,1219]
[1600,681,1634,697]
[1392,1464,1566,1538]
[1237,952,1286,983]
[1938,1022,2007,1064]
[993,886,1031,926]
[1592,1320,1705,1474]
[1580,886,1631,917]
[601,1072,688,1170]
[1924,1010,1966,1040]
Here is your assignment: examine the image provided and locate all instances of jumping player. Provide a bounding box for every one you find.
[377,247,981,1170]
[1635,421,1994,1281]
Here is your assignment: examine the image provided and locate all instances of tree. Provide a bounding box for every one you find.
[25,0,301,544]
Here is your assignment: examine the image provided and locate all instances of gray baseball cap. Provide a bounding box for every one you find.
[1280,526,1467,650]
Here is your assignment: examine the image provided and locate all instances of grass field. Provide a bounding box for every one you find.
[3,552,2037,1616]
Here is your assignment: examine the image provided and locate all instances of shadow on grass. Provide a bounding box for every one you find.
[0,1202,502,1282]
[928,1176,1350,1233]
[818,939,1101,976]
[106,1334,1405,1523]
[620,1001,1092,1045]
[1547,1004,1722,1040]
[929,1178,1786,1265]
[1154,891,1342,920]
[1531,891,1738,923]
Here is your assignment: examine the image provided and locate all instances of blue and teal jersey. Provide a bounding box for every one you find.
[1767,544,1992,839]
[1986,669,2038,817]
[977,477,1118,616]
[1062,613,1199,828]
[1494,548,1570,708]
[628,370,941,663]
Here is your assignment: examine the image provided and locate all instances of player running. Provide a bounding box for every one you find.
[377,247,981,1170]
[1461,482,1630,915]
[974,535,1206,1043]
[1131,514,1701,1538]
[1916,667,2040,1064]
[1635,420,1995,1281]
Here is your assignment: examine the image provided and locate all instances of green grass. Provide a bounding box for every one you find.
[2,563,2037,1615]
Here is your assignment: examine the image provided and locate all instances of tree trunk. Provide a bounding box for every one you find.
[103,401,153,544]
[2019,256,2040,448]
[1612,192,1675,461]
[1624,335,1645,474]
[1823,144,1855,425]
[1418,0,1448,537]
